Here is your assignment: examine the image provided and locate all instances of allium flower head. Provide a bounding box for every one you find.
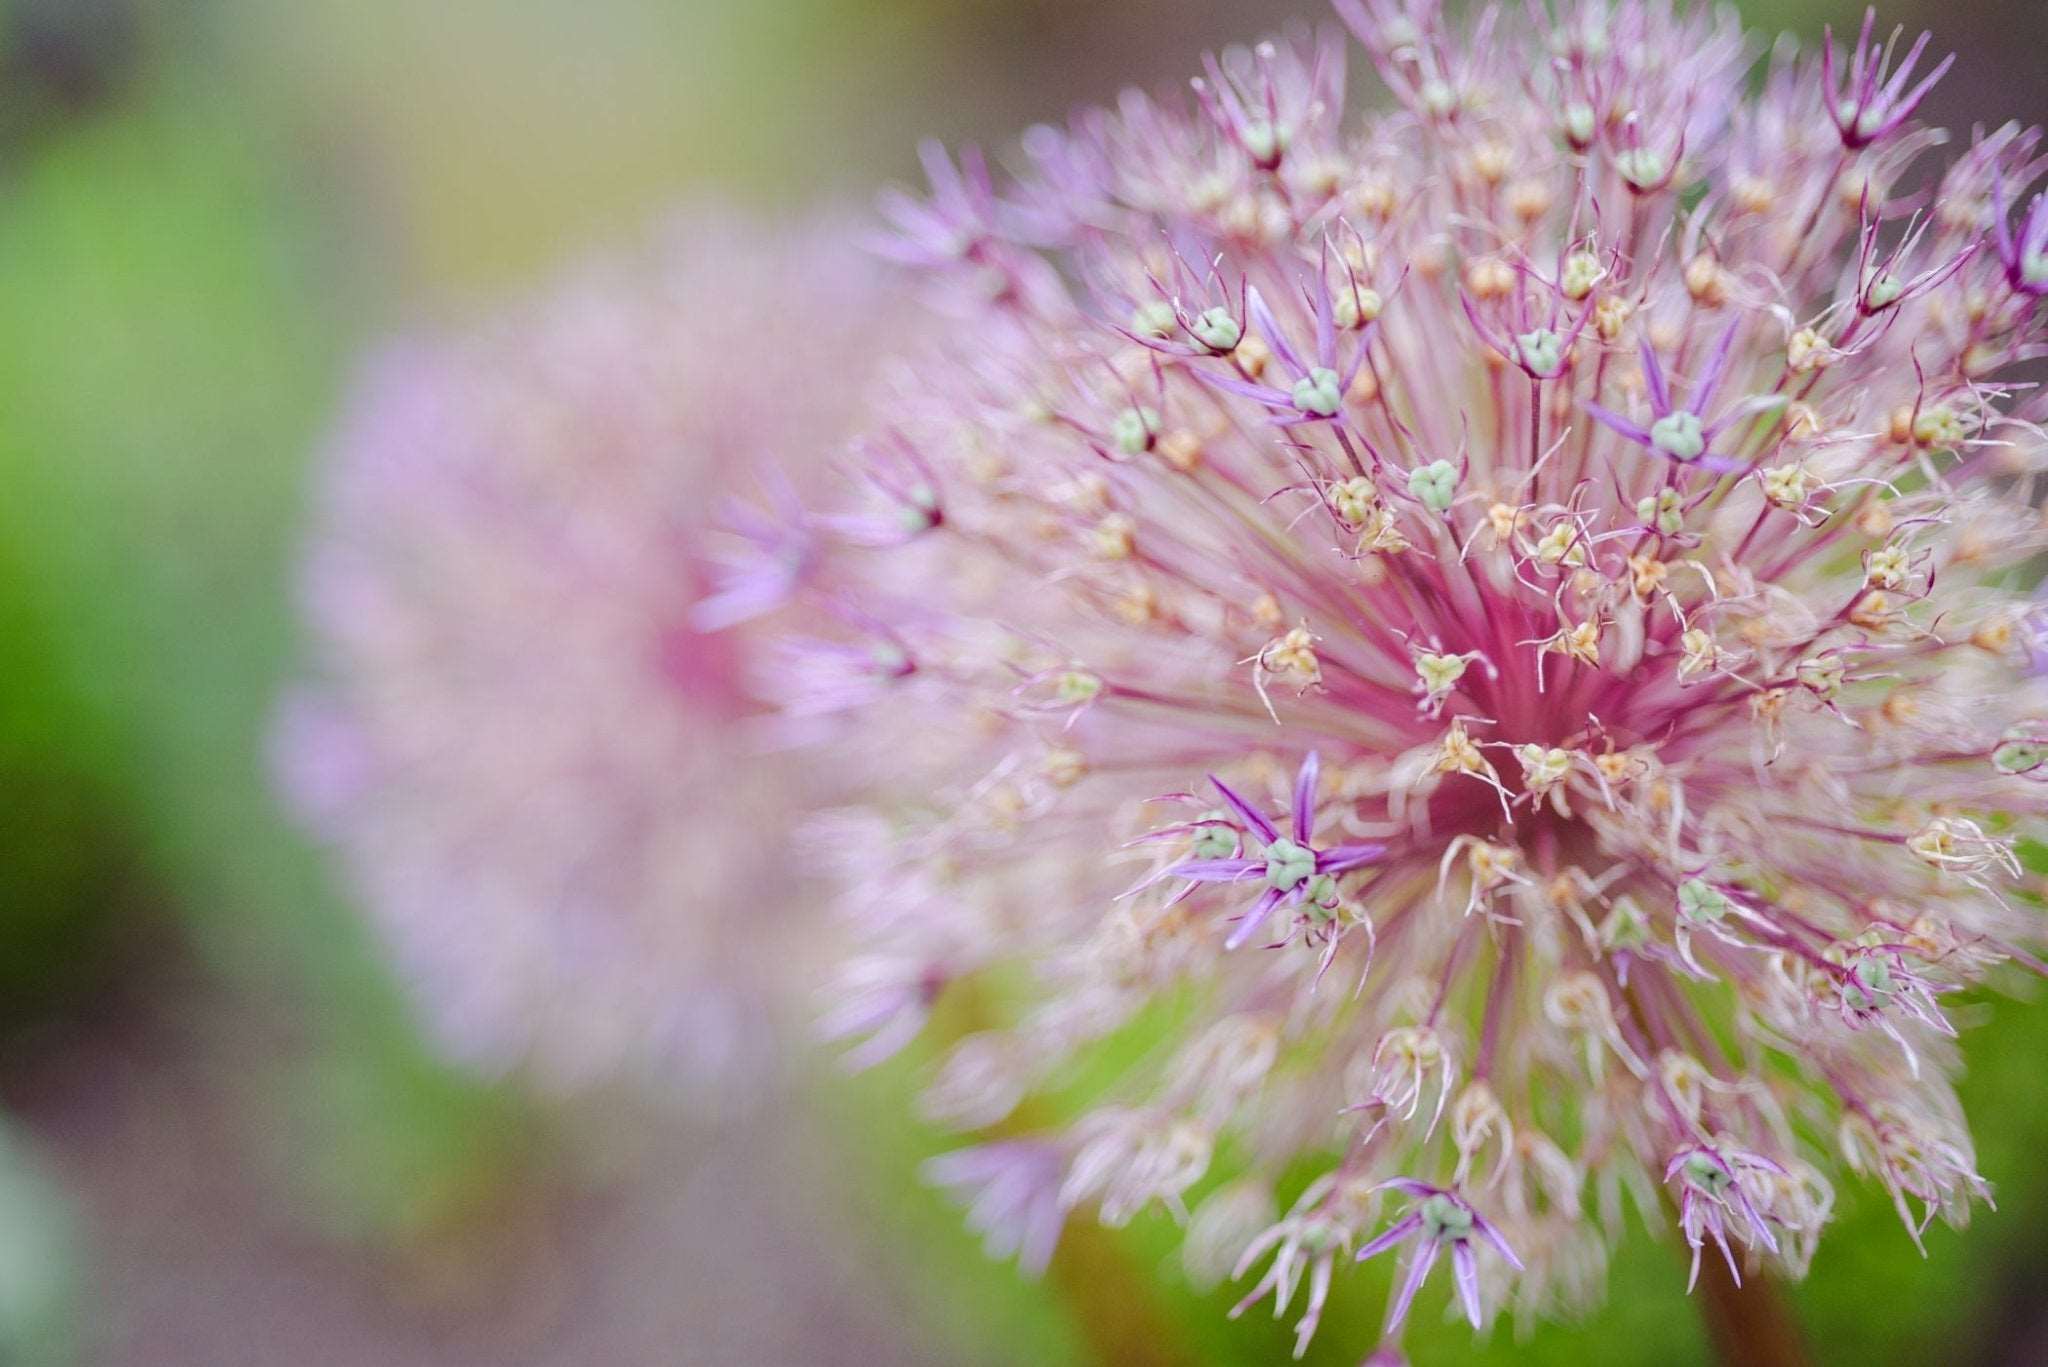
[276,210,907,1099]
[737,1,2048,1353]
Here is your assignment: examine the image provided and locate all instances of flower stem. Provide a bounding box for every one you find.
[1045,1224,1193,1367]
[1693,1253,1812,1367]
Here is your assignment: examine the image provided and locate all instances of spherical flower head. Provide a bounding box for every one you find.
[758,1,2048,1354]
[274,208,911,1102]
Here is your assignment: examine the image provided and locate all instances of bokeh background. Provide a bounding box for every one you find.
[1,0,2045,1362]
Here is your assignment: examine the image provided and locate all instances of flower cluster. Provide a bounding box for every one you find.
[732,1,2048,1355]
[275,209,907,1100]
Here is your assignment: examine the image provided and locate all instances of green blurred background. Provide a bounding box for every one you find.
[0,0,2043,1362]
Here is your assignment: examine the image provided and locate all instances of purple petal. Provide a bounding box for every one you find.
[1209,775,1280,842]
[836,1004,928,1071]
[1701,393,1787,442]
[1384,1238,1440,1335]
[873,192,960,258]
[1247,286,1307,378]
[1851,8,1879,88]
[917,138,964,202]
[1332,0,1373,46]
[1191,367,1295,410]
[1638,336,1671,414]
[1583,402,1653,448]
[1820,24,1841,110]
[1355,1212,1424,1263]
[1224,885,1288,951]
[1018,1204,1064,1277]
[2023,194,2048,256]
[1292,751,1321,844]
[1474,1215,1524,1271]
[1712,1226,1742,1288]
[1893,51,1953,116]
[1690,318,1742,416]
[1173,857,1264,882]
[1687,450,1746,476]
[1296,1256,1333,1357]
[1733,1191,1781,1255]
[1451,1240,1483,1329]
[1318,842,1387,875]
[691,572,797,632]
[1878,30,1934,104]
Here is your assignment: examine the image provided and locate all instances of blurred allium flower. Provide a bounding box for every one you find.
[732,0,2048,1353]
[276,210,906,1100]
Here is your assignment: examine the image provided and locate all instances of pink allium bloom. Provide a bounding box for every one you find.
[737,0,2048,1353]
[276,209,906,1100]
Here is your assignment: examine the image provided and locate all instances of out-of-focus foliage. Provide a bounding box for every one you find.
[0,4,531,1262]
[0,0,2042,1361]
